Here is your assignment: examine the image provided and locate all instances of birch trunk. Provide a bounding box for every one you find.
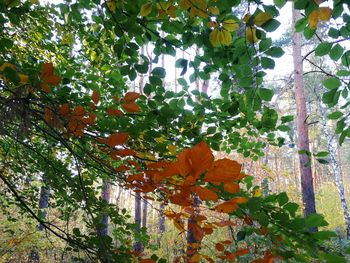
[318,98,350,238]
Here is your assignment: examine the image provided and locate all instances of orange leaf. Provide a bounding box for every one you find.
[215,243,225,251]
[91,90,100,104]
[59,103,70,117]
[177,141,213,178]
[214,197,247,213]
[106,132,128,147]
[170,191,192,206]
[113,149,136,157]
[192,186,218,201]
[73,106,86,117]
[213,220,237,227]
[42,63,54,79]
[188,222,204,241]
[126,173,144,183]
[205,158,241,183]
[82,113,96,124]
[235,248,249,256]
[224,182,240,193]
[139,259,156,263]
[122,92,140,102]
[45,75,61,86]
[107,108,124,116]
[115,165,129,172]
[122,102,141,113]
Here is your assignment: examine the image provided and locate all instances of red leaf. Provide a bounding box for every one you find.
[42,63,54,79]
[106,132,128,147]
[91,90,100,104]
[122,92,140,102]
[45,75,61,86]
[122,102,141,113]
[59,103,70,117]
[215,243,225,251]
[191,186,218,201]
[235,248,249,256]
[113,149,136,157]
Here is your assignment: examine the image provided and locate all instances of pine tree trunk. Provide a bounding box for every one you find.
[318,98,350,238]
[292,6,317,223]
[133,192,143,252]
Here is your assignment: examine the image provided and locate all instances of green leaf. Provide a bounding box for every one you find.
[261,19,281,32]
[328,111,343,120]
[265,47,284,58]
[281,115,293,123]
[322,253,346,263]
[274,0,286,8]
[315,151,329,157]
[258,88,274,101]
[329,44,344,61]
[261,57,275,69]
[315,42,332,56]
[317,158,329,164]
[313,231,337,240]
[305,214,328,228]
[328,28,340,38]
[323,77,341,90]
[284,202,299,217]
[277,192,288,206]
[152,67,166,78]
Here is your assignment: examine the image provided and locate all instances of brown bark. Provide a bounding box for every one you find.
[292,6,317,222]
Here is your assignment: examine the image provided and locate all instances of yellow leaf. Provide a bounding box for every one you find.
[19,74,29,84]
[253,188,262,197]
[0,62,16,71]
[254,12,272,26]
[243,13,251,23]
[190,254,201,262]
[106,0,116,12]
[179,0,190,10]
[140,2,152,17]
[167,144,177,155]
[223,19,239,32]
[209,28,220,47]
[246,26,259,44]
[208,6,219,15]
[222,30,232,46]
[319,7,332,21]
[166,5,176,18]
[308,10,319,29]
[158,1,170,10]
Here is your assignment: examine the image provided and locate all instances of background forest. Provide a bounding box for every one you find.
[1,0,350,262]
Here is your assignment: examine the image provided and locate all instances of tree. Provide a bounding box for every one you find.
[292,4,317,220]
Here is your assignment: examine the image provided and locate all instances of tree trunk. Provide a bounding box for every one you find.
[28,175,50,263]
[186,195,201,258]
[292,6,317,223]
[157,202,166,247]
[133,192,143,252]
[98,181,111,237]
[318,97,350,239]
[261,145,270,197]
[142,194,148,229]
